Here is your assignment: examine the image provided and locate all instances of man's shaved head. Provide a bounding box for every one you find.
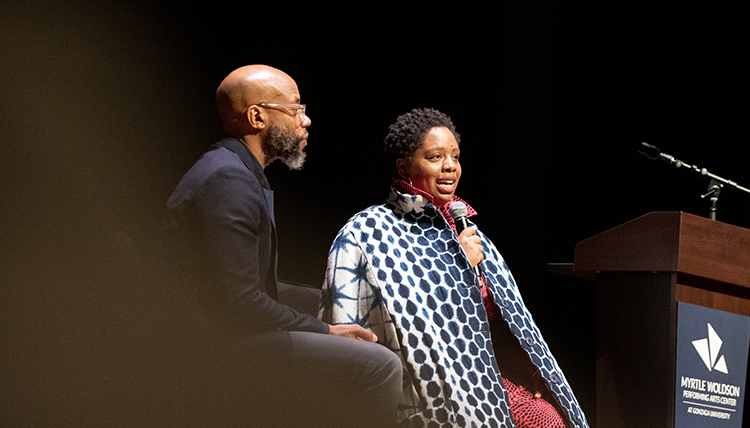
[215,65,299,136]
[212,65,309,169]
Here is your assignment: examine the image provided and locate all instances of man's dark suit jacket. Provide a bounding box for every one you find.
[166,137,328,335]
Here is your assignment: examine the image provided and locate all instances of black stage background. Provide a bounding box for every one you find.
[2,1,749,426]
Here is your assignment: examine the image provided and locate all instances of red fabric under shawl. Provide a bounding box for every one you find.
[503,378,565,428]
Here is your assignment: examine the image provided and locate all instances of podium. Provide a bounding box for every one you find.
[573,212,750,427]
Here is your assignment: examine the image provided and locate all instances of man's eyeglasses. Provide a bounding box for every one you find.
[257,103,307,125]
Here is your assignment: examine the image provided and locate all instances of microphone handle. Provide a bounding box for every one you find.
[454,216,482,279]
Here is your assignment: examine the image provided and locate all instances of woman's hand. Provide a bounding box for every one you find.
[458,226,484,267]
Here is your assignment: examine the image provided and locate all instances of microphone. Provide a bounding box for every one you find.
[449,202,482,279]
[638,142,677,164]
[638,142,662,160]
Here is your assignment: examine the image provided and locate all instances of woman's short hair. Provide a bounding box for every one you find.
[383,108,460,178]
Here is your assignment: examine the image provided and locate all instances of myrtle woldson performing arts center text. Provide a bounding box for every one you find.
[681,376,742,421]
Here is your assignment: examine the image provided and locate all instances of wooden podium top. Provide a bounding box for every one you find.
[574,211,750,289]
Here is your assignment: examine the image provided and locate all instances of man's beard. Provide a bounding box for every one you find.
[262,123,306,170]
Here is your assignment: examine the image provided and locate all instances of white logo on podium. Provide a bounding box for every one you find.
[692,323,729,374]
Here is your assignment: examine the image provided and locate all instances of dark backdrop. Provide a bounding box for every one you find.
[2,1,748,426]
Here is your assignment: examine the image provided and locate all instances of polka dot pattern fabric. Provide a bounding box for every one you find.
[319,188,588,427]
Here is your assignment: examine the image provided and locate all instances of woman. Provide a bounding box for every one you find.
[319,108,588,427]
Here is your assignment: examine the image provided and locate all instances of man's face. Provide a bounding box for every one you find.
[263,122,307,170]
[259,81,311,170]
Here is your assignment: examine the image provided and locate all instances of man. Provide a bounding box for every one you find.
[166,65,401,427]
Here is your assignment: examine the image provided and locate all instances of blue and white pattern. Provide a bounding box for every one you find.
[319,188,588,428]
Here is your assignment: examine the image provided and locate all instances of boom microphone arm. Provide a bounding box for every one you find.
[638,142,750,220]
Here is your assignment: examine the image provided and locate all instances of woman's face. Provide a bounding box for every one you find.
[397,126,461,209]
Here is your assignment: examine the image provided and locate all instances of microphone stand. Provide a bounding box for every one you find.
[638,142,750,221]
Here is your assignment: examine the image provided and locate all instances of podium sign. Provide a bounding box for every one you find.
[675,302,750,427]
[571,212,750,427]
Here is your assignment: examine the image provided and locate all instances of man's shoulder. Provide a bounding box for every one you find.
[182,146,258,186]
[167,145,261,210]
[191,145,245,173]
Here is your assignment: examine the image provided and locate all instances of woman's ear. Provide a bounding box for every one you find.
[396,158,409,180]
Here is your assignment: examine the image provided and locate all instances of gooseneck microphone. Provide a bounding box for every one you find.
[449,202,482,279]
